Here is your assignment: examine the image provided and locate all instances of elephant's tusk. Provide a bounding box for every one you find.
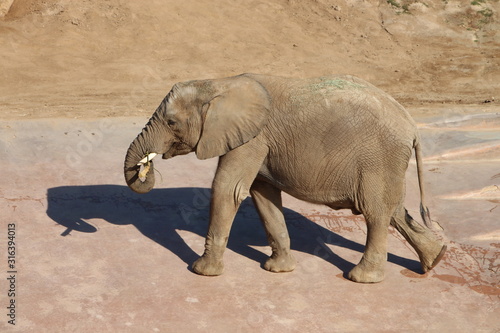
[137,153,158,166]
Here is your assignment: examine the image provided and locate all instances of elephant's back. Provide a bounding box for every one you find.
[307,75,416,137]
[250,74,415,125]
[302,75,413,121]
[249,73,418,146]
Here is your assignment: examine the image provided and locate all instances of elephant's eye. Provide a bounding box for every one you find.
[167,119,176,127]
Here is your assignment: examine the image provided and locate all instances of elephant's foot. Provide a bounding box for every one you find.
[192,255,224,276]
[390,208,447,274]
[264,253,296,273]
[348,260,385,283]
[420,244,447,273]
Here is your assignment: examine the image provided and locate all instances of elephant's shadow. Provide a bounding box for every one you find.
[46,185,422,276]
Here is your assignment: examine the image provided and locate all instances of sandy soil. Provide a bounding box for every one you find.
[0,0,499,119]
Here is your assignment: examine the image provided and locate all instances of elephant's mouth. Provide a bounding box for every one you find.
[162,141,193,159]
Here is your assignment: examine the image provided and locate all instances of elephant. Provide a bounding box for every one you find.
[124,73,447,283]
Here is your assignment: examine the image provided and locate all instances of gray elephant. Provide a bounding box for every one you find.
[124,74,446,283]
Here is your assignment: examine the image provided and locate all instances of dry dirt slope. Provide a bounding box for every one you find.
[0,0,499,118]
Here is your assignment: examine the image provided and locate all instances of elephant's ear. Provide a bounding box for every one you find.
[195,76,270,160]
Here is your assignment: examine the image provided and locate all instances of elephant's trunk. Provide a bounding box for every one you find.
[124,125,162,194]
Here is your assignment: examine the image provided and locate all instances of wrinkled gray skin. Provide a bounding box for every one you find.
[124,74,446,283]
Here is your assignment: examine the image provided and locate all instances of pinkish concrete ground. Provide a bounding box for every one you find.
[1,107,499,332]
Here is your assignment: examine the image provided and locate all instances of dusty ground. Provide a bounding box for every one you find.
[0,0,499,332]
[0,0,499,119]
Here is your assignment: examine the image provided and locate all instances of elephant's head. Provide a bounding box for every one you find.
[124,74,271,193]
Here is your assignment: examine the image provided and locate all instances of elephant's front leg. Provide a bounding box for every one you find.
[192,141,268,276]
[191,191,236,276]
[250,180,296,273]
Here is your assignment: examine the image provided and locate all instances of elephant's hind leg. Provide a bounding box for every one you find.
[250,180,296,273]
[348,212,391,283]
[390,205,446,273]
[347,170,403,283]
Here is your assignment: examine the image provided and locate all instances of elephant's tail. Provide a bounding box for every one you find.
[414,138,433,228]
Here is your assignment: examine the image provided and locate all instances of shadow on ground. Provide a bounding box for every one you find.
[46,185,422,276]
